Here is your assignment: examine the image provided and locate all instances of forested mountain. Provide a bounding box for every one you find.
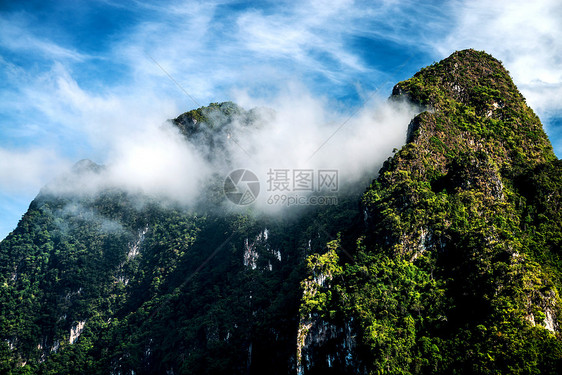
[1,49,561,374]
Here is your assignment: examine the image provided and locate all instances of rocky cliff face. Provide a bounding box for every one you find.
[0,147,359,374]
[1,50,561,375]
[296,49,562,374]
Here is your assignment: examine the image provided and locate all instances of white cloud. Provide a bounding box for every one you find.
[226,84,420,212]
[236,0,368,76]
[104,121,212,204]
[0,13,88,61]
[434,0,562,115]
[19,80,419,213]
[1,0,562,239]
[0,148,72,194]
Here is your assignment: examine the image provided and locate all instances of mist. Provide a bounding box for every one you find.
[229,88,420,212]
[41,84,420,215]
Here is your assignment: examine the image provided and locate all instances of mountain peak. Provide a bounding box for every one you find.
[392,49,514,109]
[71,159,103,175]
[2,50,561,375]
[390,49,555,174]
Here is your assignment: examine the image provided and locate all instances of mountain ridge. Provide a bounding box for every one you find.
[296,49,562,374]
[1,49,561,374]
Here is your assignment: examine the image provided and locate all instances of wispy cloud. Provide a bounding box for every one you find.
[434,0,562,115]
[0,13,88,61]
[236,0,367,75]
[1,0,561,239]
[0,147,71,194]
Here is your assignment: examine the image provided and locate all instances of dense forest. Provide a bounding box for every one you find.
[1,49,561,374]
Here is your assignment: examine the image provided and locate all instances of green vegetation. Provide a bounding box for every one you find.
[297,49,562,374]
[0,167,360,374]
[1,49,561,374]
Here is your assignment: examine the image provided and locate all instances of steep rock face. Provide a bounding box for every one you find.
[1,49,561,375]
[170,101,273,166]
[366,49,555,258]
[0,104,360,374]
[299,50,562,374]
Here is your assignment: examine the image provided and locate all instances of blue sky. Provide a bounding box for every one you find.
[1,0,562,239]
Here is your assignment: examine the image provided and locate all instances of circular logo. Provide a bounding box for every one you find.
[224,169,260,205]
